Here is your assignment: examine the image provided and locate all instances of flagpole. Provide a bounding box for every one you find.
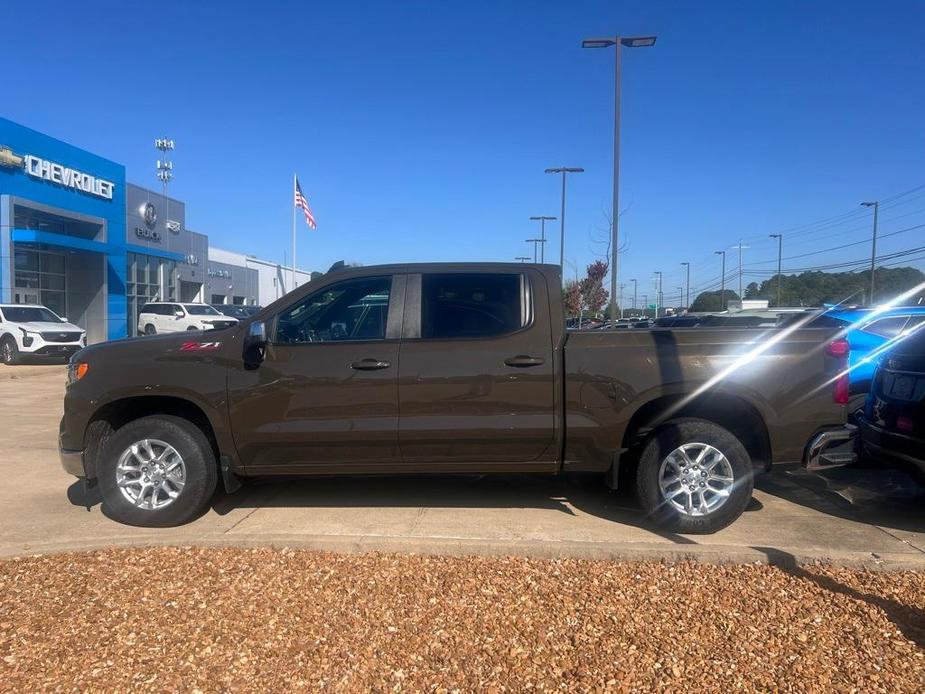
[292,172,297,291]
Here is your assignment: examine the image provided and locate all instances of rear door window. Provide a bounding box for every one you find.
[861,316,910,338]
[421,273,529,339]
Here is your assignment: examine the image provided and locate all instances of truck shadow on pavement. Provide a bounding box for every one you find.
[756,465,925,534]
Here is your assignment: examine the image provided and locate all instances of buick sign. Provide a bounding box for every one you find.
[141,202,157,229]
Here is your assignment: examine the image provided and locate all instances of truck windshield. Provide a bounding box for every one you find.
[2,307,63,323]
[184,305,221,316]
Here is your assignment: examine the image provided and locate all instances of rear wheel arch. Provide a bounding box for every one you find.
[620,391,772,472]
[83,395,220,479]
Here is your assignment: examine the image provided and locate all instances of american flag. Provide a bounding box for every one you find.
[294,177,317,229]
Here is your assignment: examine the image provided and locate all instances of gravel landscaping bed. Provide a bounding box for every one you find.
[1,547,923,691]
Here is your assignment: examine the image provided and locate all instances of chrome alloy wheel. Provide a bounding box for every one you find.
[657,443,735,517]
[115,439,186,510]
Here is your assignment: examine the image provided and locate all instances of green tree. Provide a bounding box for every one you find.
[690,289,739,312]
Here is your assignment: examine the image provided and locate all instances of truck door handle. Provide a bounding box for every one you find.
[350,358,391,371]
[504,355,545,368]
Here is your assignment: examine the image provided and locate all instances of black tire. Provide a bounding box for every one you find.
[144,324,156,335]
[97,415,218,527]
[186,326,198,331]
[635,417,754,534]
[847,393,867,424]
[1,336,20,365]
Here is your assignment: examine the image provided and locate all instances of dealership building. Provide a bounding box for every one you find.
[0,118,312,342]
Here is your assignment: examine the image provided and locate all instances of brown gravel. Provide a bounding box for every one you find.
[0,548,923,692]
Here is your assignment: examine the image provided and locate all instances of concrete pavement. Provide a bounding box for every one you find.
[2,365,924,568]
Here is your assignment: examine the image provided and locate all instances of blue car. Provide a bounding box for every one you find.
[820,306,925,407]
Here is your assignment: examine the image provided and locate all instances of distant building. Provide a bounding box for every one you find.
[0,117,314,342]
[726,299,770,312]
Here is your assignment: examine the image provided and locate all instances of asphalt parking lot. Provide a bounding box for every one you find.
[2,364,924,567]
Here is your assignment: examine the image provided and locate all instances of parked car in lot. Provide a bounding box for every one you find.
[211,304,253,320]
[857,323,925,483]
[60,263,852,532]
[819,306,925,398]
[0,304,86,365]
[137,302,238,335]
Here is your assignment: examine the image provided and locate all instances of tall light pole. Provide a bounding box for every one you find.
[769,234,783,307]
[676,286,684,309]
[582,34,657,323]
[715,250,726,311]
[619,283,626,319]
[155,138,175,197]
[545,167,584,269]
[529,216,556,264]
[732,240,749,303]
[681,261,690,310]
[653,271,662,318]
[861,201,879,305]
[515,256,531,263]
[526,238,545,263]
[630,278,638,315]
[641,294,648,318]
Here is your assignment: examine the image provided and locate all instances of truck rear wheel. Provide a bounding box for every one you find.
[97,415,218,527]
[635,418,754,534]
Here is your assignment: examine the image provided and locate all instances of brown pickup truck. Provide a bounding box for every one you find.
[59,263,854,533]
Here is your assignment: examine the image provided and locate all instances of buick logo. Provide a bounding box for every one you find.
[141,202,157,229]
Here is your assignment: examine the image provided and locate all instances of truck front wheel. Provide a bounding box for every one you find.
[97,415,218,527]
[635,418,754,534]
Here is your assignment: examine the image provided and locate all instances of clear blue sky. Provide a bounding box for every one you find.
[5,0,924,303]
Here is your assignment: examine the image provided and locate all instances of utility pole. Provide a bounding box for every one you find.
[681,261,690,310]
[544,167,584,268]
[529,216,556,263]
[630,278,637,315]
[714,250,727,311]
[769,234,783,307]
[861,201,879,305]
[654,271,662,318]
[582,34,657,323]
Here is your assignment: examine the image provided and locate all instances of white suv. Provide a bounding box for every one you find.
[137,302,239,335]
[0,304,87,365]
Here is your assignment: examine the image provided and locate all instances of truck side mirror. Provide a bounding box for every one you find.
[175,310,184,317]
[243,320,267,368]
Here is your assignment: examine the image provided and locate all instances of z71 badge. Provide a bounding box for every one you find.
[179,341,222,352]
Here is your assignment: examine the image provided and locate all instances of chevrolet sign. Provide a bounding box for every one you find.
[0,144,115,200]
[25,155,114,200]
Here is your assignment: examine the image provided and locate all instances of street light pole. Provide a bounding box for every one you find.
[529,216,556,264]
[769,234,783,307]
[654,271,662,318]
[732,241,749,303]
[515,256,531,263]
[619,283,626,319]
[545,167,584,269]
[681,261,690,310]
[641,294,648,318]
[861,201,879,305]
[526,238,544,263]
[582,34,657,324]
[715,250,726,311]
[630,278,637,315]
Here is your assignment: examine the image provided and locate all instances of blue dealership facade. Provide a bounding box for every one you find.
[0,118,302,343]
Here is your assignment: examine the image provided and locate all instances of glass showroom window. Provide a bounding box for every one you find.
[13,248,67,318]
[126,253,166,336]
